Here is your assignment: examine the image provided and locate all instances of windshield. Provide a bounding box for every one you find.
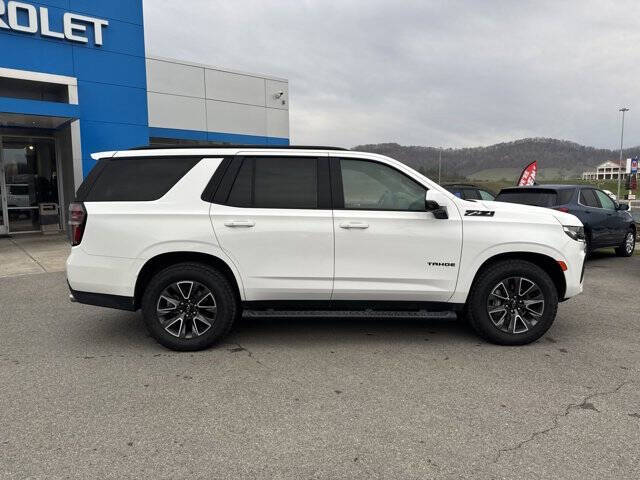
[495,190,558,207]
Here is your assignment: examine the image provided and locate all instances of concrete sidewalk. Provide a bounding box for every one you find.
[0,233,70,278]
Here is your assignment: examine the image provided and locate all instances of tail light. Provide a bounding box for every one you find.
[554,207,570,213]
[68,202,87,246]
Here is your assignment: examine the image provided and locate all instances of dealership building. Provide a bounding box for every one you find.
[0,0,290,235]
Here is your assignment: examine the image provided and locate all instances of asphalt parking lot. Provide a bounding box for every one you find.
[1,246,639,479]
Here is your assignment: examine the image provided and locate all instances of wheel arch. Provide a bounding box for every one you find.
[468,251,567,301]
[134,251,243,309]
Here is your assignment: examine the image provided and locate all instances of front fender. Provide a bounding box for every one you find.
[450,241,567,304]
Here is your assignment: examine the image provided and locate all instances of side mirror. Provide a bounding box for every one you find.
[617,203,629,211]
[425,190,449,219]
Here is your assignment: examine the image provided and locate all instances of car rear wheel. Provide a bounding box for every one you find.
[141,263,238,351]
[466,260,558,345]
[615,230,636,257]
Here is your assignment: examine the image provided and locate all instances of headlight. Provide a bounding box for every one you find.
[563,225,585,242]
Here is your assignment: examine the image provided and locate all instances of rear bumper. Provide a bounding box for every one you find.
[66,246,142,297]
[68,283,136,311]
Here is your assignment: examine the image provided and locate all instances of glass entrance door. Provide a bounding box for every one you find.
[0,137,7,235]
[0,136,59,234]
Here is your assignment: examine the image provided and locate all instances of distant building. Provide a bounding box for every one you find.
[581,161,629,180]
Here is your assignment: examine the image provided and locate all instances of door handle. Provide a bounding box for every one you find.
[339,222,369,229]
[224,220,255,228]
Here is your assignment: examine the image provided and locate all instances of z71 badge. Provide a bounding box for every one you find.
[465,210,495,217]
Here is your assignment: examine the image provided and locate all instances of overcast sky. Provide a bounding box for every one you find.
[144,0,639,149]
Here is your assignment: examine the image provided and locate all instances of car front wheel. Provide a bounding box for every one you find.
[141,263,238,351]
[615,230,636,257]
[466,260,558,345]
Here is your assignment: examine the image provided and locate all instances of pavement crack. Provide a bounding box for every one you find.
[9,238,47,273]
[231,342,267,368]
[229,342,308,388]
[493,381,635,463]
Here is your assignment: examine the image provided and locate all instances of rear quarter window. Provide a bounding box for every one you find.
[83,157,200,202]
[556,189,574,205]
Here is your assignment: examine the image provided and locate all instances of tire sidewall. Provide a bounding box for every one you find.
[616,230,635,257]
[469,261,558,345]
[141,264,236,351]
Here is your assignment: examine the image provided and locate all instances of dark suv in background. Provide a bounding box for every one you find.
[496,185,636,257]
[443,184,495,201]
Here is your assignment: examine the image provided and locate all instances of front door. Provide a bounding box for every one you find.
[331,157,463,302]
[594,189,626,245]
[579,188,609,246]
[211,155,334,301]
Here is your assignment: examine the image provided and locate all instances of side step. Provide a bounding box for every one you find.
[243,309,458,319]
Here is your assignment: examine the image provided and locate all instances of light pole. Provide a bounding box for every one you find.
[617,107,629,199]
[438,147,442,184]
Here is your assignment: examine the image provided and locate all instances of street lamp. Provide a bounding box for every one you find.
[617,107,629,199]
[438,147,442,184]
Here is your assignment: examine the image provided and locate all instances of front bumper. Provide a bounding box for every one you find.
[561,239,586,300]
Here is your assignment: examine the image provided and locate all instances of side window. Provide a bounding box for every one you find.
[478,190,495,201]
[226,157,318,209]
[579,189,600,208]
[84,157,200,202]
[595,190,616,210]
[340,159,426,211]
[226,159,252,207]
[462,188,481,200]
[446,187,463,198]
[556,189,574,205]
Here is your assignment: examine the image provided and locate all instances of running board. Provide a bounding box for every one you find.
[243,309,458,319]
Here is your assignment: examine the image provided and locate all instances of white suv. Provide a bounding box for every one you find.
[66,146,586,350]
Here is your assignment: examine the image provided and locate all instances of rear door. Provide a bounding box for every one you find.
[210,154,334,301]
[330,156,462,302]
[579,188,609,246]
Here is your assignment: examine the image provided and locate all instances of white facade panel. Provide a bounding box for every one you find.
[205,69,265,106]
[146,58,205,98]
[266,108,289,139]
[265,79,289,110]
[148,92,207,132]
[206,100,266,136]
[145,56,289,140]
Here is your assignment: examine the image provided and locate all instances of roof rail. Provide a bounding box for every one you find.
[129,144,348,151]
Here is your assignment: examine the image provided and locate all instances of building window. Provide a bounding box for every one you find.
[0,77,69,103]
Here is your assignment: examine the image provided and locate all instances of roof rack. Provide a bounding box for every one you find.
[441,183,479,187]
[130,144,348,151]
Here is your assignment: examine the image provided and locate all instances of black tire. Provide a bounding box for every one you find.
[585,231,594,257]
[465,260,558,345]
[141,263,238,351]
[615,229,636,257]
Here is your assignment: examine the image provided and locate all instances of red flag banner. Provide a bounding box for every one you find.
[517,161,537,186]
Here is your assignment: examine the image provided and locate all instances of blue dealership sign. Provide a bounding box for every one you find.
[0,0,148,176]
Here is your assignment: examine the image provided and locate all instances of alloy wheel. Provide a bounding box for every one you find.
[625,232,635,255]
[156,280,217,338]
[486,277,545,334]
